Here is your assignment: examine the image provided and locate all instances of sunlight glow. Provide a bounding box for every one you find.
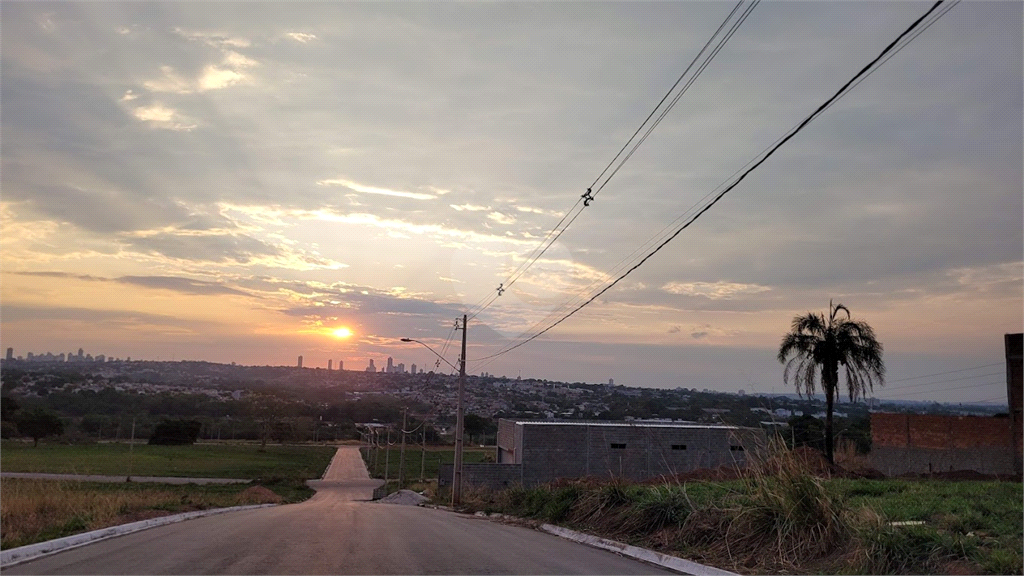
[332,327,353,339]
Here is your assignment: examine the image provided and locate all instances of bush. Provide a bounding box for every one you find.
[148,419,201,445]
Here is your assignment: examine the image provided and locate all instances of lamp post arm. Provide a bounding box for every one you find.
[399,338,459,371]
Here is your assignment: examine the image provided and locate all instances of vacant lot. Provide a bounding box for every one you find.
[0,478,314,550]
[454,469,1022,574]
[361,445,495,484]
[0,441,336,479]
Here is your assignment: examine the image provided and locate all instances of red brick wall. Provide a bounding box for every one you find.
[872,413,1013,450]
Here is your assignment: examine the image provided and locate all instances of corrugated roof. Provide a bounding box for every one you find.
[510,420,740,430]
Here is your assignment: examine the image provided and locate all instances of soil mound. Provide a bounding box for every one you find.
[239,485,283,504]
[378,489,428,506]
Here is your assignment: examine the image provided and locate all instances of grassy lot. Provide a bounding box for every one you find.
[360,446,494,484]
[0,441,336,480]
[450,456,1022,574]
[0,477,314,550]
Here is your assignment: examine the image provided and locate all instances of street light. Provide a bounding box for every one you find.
[400,316,467,506]
[399,338,458,371]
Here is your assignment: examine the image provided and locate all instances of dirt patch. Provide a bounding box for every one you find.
[239,485,283,504]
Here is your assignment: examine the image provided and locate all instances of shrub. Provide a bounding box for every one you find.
[148,419,201,445]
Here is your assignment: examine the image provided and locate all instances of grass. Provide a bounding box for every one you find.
[360,446,494,486]
[0,477,315,550]
[449,443,1023,575]
[0,441,336,480]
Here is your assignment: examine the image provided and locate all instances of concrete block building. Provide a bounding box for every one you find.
[440,419,766,490]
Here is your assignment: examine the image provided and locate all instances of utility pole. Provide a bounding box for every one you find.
[452,314,467,506]
[127,417,136,483]
[384,427,391,486]
[420,429,426,483]
[399,408,407,488]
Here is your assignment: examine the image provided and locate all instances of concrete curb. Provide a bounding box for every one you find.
[539,523,739,576]
[0,504,276,568]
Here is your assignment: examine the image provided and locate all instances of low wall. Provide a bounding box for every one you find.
[870,446,1015,477]
[870,413,1017,476]
[438,463,523,491]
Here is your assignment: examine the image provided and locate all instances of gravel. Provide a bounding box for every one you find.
[378,490,429,506]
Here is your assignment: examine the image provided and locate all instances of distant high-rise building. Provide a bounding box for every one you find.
[297,355,303,368]
[5,348,11,361]
[77,348,84,359]
[411,363,417,375]
[328,359,333,371]
[397,363,405,374]
[609,378,614,386]
[387,357,394,374]
[339,360,344,371]
[366,359,376,372]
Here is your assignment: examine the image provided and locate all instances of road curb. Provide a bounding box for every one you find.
[539,523,739,576]
[0,504,276,568]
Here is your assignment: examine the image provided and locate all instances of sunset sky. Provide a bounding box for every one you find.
[2,1,1021,403]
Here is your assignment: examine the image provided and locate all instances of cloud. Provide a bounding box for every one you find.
[11,271,251,297]
[172,28,251,49]
[450,204,489,212]
[662,281,772,299]
[317,179,436,200]
[487,211,516,225]
[668,325,681,334]
[130,103,197,131]
[285,32,317,43]
[0,303,215,330]
[515,205,560,216]
[122,232,278,263]
[143,65,194,94]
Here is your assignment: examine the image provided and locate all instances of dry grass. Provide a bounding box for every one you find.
[0,479,282,550]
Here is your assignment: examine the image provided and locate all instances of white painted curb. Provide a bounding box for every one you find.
[540,523,739,576]
[0,504,276,568]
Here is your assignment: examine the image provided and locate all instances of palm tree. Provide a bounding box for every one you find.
[777,300,885,464]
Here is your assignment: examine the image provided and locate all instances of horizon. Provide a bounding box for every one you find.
[1,2,1021,406]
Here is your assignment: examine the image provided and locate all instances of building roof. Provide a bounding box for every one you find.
[506,419,741,430]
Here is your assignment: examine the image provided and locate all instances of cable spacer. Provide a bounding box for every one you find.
[581,188,594,206]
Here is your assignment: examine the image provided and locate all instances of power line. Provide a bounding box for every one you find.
[879,371,1005,392]
[590,0,761,200]
[464,0,757,322]
[876,379,1005,399]
[470,0,952,365]
[886,361,1002,383]
[588,0,751,194]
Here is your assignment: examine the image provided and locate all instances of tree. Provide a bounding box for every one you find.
[17,408,64,446]
[149,419,202,445]
[1,396,20,439]
[777,300,884,464]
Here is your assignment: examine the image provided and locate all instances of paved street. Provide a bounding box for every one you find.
[7,447,674,574]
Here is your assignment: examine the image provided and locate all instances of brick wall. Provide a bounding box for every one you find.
[869,412,1017,476]
[1007,333,1022,474]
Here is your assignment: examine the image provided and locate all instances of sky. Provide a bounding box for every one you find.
[1,1,1021,404]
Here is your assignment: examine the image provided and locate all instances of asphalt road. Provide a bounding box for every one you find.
[8,447,674,575]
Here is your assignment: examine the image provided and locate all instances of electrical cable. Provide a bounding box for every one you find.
[463,0,756,322]
[482,0,963,360]
[470,0,951,365]
[886,360,1000,383]
[875,379,1005,399]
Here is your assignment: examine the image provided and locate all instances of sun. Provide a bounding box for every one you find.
[331,327,353,339]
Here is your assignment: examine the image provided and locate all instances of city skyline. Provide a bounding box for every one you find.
[1,3,1021,404]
